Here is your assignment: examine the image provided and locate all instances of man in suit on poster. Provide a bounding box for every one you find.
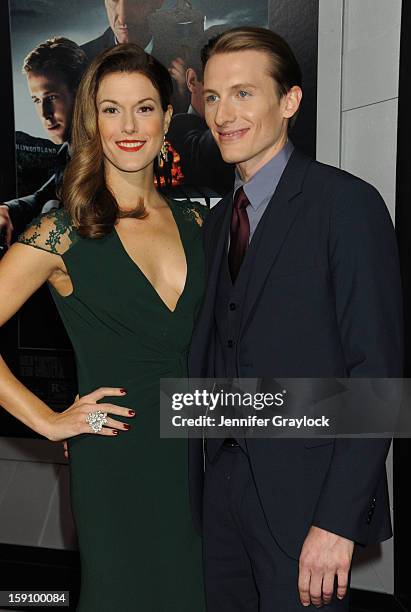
[0,38,87,242]
[188,26,403,610]
[81,0,191,113]
[167,25,235,195]
[81,0,164,60]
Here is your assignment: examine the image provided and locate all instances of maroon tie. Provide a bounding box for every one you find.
[228,186,250,283]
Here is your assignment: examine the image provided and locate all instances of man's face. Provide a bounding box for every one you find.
[203,50,300,176]
[27,71,74,144]
[186,68,205,117]
[105,0,164,43]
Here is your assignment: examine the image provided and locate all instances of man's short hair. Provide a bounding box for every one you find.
[23,37,89,92]
[201,26,302,99]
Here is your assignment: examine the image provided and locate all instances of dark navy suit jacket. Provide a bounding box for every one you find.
[188,148,403,559]
[5,142,69,235]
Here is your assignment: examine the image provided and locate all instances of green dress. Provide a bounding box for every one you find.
[17,199,207,612]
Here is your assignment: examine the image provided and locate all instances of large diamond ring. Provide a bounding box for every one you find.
[86,410,108,433]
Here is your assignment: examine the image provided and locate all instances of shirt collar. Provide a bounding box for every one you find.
[114,34,154,54]
[187,104,200,116]
[233,139,294,211]
[58,141,70,162]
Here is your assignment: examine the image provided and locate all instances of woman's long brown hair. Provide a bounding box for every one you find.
[60,44,173,238]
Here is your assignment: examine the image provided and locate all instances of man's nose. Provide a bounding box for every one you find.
[117,0,128,25]
[214,99,235,126]
[41,99,53,121]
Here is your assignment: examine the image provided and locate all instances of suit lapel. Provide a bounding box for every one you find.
[240,149,312,336]
[206,193,232,288]
[189,193,232,374]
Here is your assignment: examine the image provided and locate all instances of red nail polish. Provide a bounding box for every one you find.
[123,424,131,430]
[112,430,118,435]
[120,388,127,394]
[128,410,135,416]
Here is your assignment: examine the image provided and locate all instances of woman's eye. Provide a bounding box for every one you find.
[102,107,118,114]
[138,106,154,113]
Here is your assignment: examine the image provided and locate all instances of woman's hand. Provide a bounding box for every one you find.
[46,387,135,442]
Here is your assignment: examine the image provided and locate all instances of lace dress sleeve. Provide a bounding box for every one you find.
[179,200,209,227]
[15,208,78,255]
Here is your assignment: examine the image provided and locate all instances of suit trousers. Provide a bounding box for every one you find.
[203,445,351,611]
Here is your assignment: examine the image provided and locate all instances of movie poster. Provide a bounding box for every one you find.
[10,0,269,199]
[2,0,317,423]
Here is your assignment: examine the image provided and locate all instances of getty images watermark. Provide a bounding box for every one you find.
[171,388,330,430]
[159,378,408,439]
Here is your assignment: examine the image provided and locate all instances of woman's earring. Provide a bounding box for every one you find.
[158,134,165,160]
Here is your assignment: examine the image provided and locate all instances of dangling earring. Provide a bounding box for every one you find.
[158,133,167,162]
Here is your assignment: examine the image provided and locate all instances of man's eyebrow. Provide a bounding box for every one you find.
[97,97,157,106]
[230,83,258,90]
[31,91,56,98]
[203,83,258,95]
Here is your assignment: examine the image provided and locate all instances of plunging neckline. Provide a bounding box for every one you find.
[113,198,188,314]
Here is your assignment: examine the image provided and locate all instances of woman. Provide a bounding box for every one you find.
[0,44,206,611]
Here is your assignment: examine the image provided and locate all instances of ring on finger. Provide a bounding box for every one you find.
[86,409,108,433]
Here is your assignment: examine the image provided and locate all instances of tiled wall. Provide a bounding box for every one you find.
[317,0,402,594]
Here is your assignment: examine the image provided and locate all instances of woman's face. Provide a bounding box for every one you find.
[96,71,172,174]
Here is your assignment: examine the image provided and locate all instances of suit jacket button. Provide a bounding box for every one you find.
[227,340,234,348]
[229,302,236,311]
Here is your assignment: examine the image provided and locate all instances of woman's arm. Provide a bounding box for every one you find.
[0,242,132,440]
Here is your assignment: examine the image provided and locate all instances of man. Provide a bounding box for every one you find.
[188,27,402,611]
[167,25,235,195]
[0,38,88,242]
[81,0,164,60]
[81,0,192,113]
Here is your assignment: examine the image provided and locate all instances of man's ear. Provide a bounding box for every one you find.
[186,68,198,94]
[283,86,303,119]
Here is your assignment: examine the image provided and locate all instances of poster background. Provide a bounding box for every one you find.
[0,0,318,436]
[10,0,268,139]
[10,0,268,199]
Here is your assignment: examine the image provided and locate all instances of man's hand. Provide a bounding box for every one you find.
[0,205,14,247]
[168,57,187,96]
[298,526,354,607]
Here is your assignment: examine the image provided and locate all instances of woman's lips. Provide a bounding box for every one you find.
[116,140,146,152]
